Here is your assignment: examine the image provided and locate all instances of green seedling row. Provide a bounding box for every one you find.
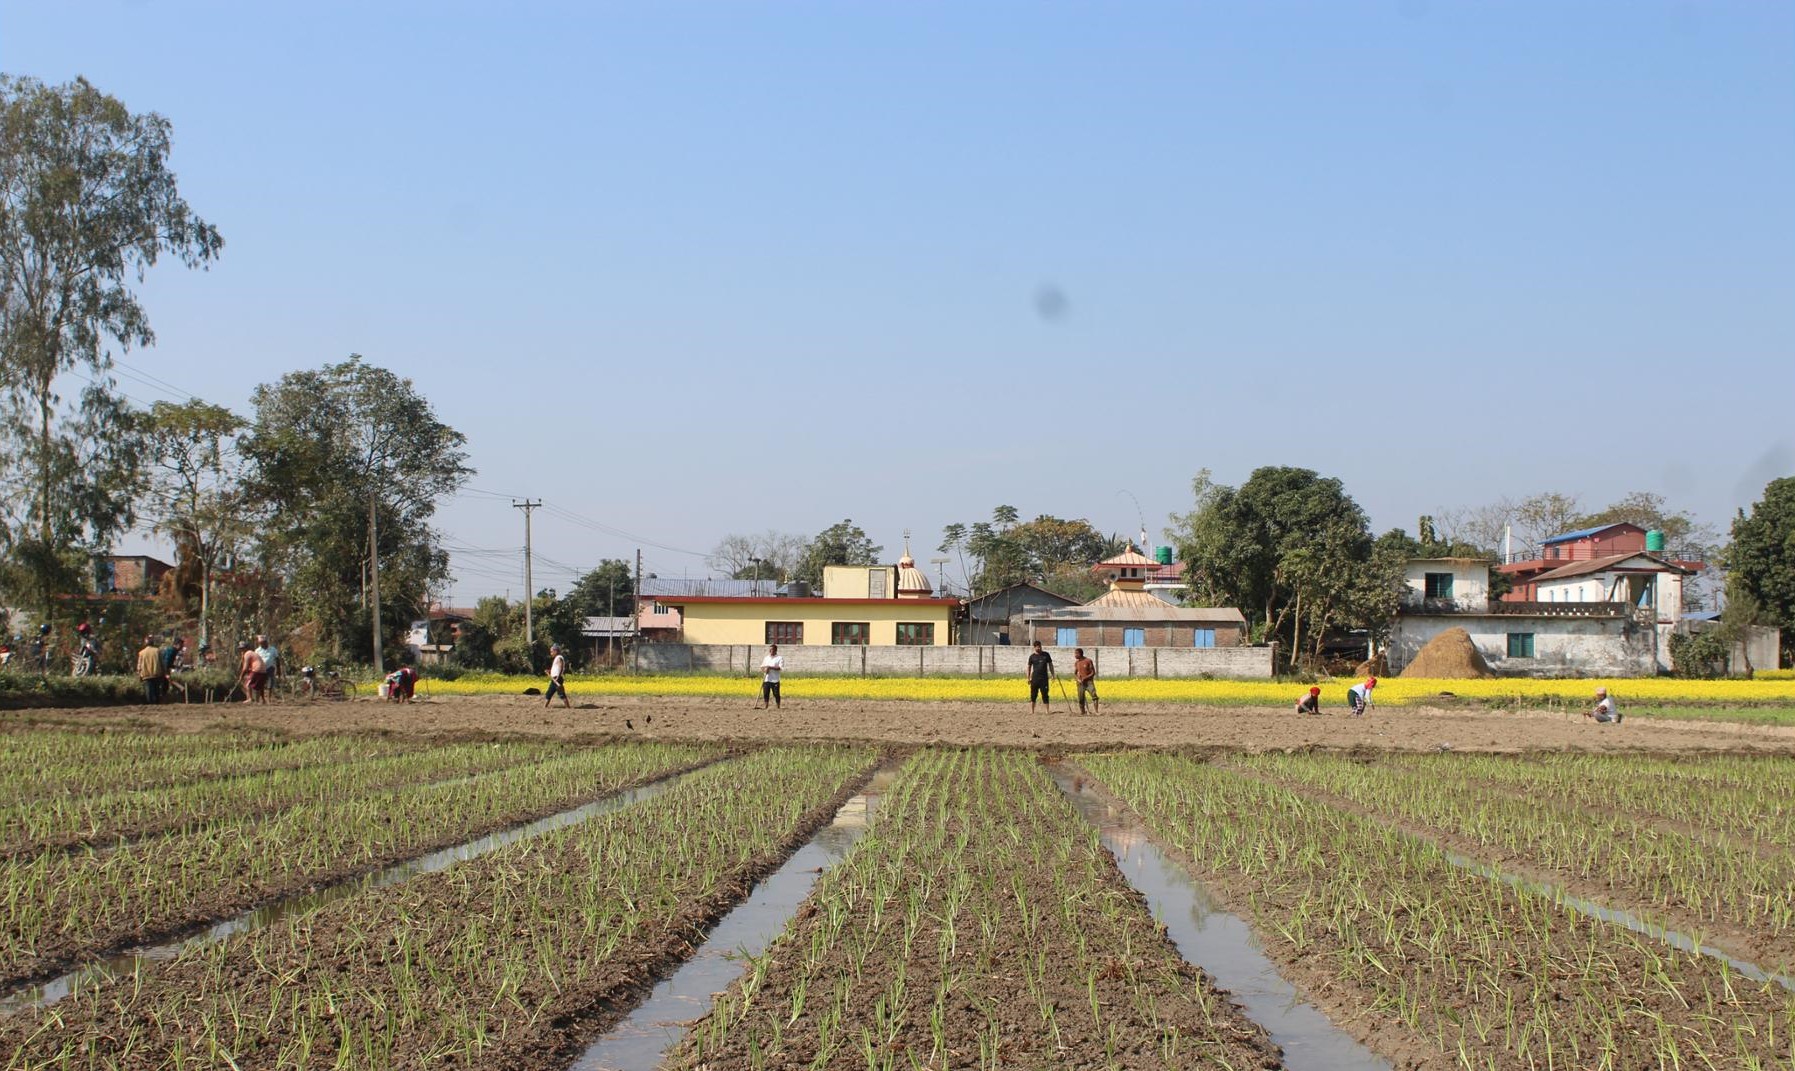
[1237,751,1795,968]
[0,740,715,988]
[1381,751,1795,854]
[671,748,1276,1071]
[1,731,422,802]
[2,745,871,1070]
[0,739,567,855]
[1079,751,1795,1070]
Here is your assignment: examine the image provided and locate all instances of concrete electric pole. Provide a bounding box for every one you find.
[513,500,541,644]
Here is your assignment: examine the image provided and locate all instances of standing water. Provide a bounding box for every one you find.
[0,768,708,1016]
[572,764,899,1071]
[1048,763,1389,1071]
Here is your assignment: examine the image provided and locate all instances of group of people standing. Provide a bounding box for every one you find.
[133,635,187,704]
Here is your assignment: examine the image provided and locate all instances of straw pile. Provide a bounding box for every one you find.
[1352,652,1388,678]
[1399,627,1496,678]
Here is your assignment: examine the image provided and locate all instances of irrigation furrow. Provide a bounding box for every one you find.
[0,739,566,857]
[0,741,719,992]
[664,748,1278,1070]
[1049,762,1388,1071]
[573,760,901,1070]
[0,746,874,1070]
[1233,752,1795,974]
[1078,751,1795,1071]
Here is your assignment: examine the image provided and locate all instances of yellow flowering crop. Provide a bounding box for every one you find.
[425,672,1795,707]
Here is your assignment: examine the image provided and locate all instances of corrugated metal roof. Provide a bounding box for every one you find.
[1531,552,1692,583]
[640,578,780,598]
[1541,523,1633,545]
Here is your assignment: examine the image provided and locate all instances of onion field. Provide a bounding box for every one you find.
[2,725,1792,1070]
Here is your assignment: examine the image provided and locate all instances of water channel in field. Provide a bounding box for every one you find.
[1048,762,1391,1071]
[571,763,899,1071]
[0,763,714,1016]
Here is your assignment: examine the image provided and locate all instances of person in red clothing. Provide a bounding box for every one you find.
[1294,686,1322,715]
[385,664,419,703]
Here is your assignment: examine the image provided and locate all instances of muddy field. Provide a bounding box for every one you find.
[14,692,1795,754]
[4,701,1794,1070]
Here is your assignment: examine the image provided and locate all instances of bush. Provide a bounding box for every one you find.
[1670,631,1731,678]
[0,668,241,707]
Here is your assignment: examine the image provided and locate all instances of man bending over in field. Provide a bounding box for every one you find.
[1585,687,1621,724]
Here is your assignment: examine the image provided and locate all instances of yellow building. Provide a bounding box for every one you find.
[663,545,956,646]
[664,541,962,642]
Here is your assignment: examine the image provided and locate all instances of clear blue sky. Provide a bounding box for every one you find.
[7,2,1791,601]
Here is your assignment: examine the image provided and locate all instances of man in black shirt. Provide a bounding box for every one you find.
[1026,640,1055,712]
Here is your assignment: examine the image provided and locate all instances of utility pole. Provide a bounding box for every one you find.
[513,500,541,644]
[369,494,383,671]
[631,549,642,674]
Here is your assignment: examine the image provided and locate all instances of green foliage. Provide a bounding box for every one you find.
[1669,630,1732,678]
[142,399,252,639]
[941,508,1121,595]
[241,357,470,658]
[1726,477,1795,664]
[0,75,221,616]
[1574,490,1719,563]
[1170,467,1399,667]
[792,519,882,588]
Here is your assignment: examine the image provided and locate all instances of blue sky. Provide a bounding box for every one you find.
[6,2,1791,600]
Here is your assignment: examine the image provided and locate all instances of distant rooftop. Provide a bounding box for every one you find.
[1540,523,1636,546]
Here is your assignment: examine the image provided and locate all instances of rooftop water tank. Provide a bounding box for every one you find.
[1154,545,1174,565]
[1645,529,1665,552]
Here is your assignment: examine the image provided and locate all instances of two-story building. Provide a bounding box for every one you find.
[1026,546,1246,649]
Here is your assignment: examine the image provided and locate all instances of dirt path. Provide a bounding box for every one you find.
[18,694,1795,754]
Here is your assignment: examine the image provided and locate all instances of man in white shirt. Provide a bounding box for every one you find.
[544,644,569,708]
[759,644,783,709]
[1586,687,1621,724]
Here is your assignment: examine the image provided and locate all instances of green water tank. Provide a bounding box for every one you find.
[1645,529,1665,552]
[1155,545,1174,565]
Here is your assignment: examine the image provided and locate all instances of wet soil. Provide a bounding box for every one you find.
[20,693,1795,754]
[664,748,1278,1071]
[0,749,876,1071]
[1231,760,1795,983]
[1071,756,1795,1070]
[0,752,722,993]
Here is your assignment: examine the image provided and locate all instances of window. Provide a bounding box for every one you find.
[831,622,870,645]
[1193,628,1216,648]
[895,623,934,646]
[765,622,803,645]
[1123,628,1145,648]
[1055,627,1079,648]
[1424,572,1454,600]
[1506,632,1535,658]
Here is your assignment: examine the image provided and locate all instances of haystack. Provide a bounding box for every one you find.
[1352,652,1388,678]
[1400,627,1495,678]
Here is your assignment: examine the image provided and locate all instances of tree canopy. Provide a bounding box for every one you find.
[792,520,882,588]
[241,357,470,660]
[1169,467,1401,666]
[939,508,1121,597]
[0,75,220,614]
[1725,477,1795,664]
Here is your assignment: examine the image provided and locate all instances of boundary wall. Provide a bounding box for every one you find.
[635,643,1274,678]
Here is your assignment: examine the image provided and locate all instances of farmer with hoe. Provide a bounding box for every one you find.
[1026,640,1056,713]
[1294,685,1322,715]
[1585,687,1622,724]
[544,644,570,708]
[1347,676,1376,717]
[1072,648,1099,714]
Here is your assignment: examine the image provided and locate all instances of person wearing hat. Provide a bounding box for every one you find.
[544,644,569,708]
[1586,687,1621,724]
[1347,676,1376,717]
[1294,685,1322,716]
[136,635,165,704]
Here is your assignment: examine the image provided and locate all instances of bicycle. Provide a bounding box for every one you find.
[292,667,356,701]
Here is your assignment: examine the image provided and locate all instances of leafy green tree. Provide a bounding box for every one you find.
[940,508,1119,596]
[240,357,470,661]
[1573,490,1720,562]
[792,520,882,588]
[0,76,221,616]
[142,400,250,647]
[1725,477,1795,665]
[1169,467,1395,666]
[536,560,636,665]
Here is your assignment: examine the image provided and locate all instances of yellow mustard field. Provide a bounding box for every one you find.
[426,672,1795,707]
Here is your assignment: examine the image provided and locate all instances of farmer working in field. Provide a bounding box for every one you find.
[544,645,569,708]
[385,664,419,703]
[136,636,165,705]
[1347,676,1376,717]
[1072,648,1099,714]
[1026,640,1055,712]
[1295,686,1322,715]
[1585,687,1622,724]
